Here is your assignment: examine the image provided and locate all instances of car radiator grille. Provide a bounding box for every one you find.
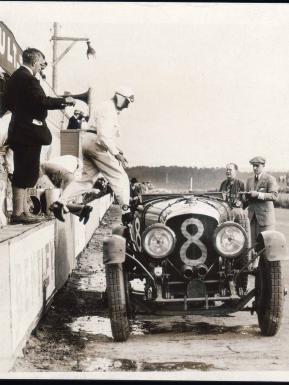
[166,214,218,269]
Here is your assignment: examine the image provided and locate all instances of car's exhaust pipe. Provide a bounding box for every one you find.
[182,265,194,279]
[196,264,208,278]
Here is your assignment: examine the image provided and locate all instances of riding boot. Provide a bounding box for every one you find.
[66,203,93,225]
[49,201,67,222]
[12,186,24,216]
[11,187,42,224]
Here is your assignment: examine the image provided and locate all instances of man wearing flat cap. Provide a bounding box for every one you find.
[244,156,278,246]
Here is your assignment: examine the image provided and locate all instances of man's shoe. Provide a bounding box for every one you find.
[66,203,93,225]
[24,213,48,222]
[49,201,65,222]
[10,213,42,224]
[79,205,93,225]
[82,189,101,204]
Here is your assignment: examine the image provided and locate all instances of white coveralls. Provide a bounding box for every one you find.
[0,115,14,175]
[41,155,82,188]
[59,99,130,206]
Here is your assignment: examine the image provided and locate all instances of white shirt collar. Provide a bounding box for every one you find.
[21,65,34,76]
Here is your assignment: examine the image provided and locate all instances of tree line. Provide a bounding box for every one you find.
[126,166,286,192]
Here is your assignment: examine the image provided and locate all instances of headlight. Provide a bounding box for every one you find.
[213,222,247,258]
[142,224,176,258]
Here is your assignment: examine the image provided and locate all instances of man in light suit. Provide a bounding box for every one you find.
[245,156,278,246]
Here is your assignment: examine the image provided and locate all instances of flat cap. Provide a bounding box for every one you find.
[249,156,266,165]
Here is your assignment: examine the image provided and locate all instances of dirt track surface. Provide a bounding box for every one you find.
[12,206,289,377]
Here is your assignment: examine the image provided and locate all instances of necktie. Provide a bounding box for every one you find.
[254,175,258,188]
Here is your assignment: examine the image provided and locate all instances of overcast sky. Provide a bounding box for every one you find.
[1,2,289,171]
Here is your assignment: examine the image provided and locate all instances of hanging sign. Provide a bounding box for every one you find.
[0,21,22,75]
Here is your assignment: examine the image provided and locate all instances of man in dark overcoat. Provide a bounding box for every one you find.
[5,47,74,224]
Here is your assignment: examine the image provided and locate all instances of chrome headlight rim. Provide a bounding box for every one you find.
[142,223,176,259]
[213,221,248,258]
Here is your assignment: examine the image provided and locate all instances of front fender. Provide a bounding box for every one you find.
[103,234,126,264]
[256,230,289,261]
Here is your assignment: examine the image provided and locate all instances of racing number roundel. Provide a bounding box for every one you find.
[180,218,207,266]
[133,215,142,252]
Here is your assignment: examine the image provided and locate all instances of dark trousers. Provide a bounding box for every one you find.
[11,143,42,188]
[250,214,274,246]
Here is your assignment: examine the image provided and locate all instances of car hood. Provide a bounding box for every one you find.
[138,195,230,228]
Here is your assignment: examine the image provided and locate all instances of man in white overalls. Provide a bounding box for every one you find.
[50,87,134,223]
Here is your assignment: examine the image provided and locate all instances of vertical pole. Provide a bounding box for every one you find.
[87,87,92,117]
[52,22,58,94]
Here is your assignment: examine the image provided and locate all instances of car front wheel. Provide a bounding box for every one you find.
[255,256,284,336]
[105,263,130,342]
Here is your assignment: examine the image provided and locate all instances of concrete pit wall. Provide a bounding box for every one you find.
[0,194,112,371]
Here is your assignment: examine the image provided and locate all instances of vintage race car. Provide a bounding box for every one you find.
[103,193,288,342]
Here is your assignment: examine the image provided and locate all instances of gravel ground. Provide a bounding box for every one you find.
[11,206,289,380]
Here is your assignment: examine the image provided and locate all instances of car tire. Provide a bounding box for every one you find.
[29,195,42,215]
[124,270,134,319]
[255,256,284,336]
[105,263,130,342]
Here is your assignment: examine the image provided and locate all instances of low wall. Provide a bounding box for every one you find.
[0,194,112,371]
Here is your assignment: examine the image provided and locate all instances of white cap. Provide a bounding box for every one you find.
[115,86,134,102]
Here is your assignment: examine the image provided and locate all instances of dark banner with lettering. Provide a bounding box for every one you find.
[0,21,22,75]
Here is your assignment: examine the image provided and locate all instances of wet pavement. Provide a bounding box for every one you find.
[12,206,289,375]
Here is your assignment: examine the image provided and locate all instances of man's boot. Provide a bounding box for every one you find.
[66,203,93,225]
[12,186,24,214]
[11,187,42,224]
[49,201,67,222]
